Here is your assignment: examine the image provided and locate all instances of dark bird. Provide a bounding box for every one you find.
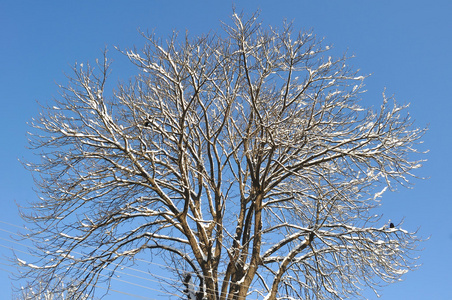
[182,273,191,294]
[389,222,395,228]
[144,120,151,127]
[183,273,191,285]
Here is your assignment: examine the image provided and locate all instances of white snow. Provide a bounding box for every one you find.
[373,186,387,200]
[59,232,83,241]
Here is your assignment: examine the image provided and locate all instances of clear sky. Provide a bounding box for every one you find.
[1,1,451,299]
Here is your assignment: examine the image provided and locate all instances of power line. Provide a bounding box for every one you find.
[0,221,184,281]
[0,233,196,299]
[0,231,180,299]
[0,242,169,300]
[0,220,261,300]
[0,220,262,300]
[0,226,181,287]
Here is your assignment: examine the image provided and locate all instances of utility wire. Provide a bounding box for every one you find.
[0,227,183,289]
[0,232,180,299]
[0,242,168,300]
[0,220,261,300]
[0,221,184,283]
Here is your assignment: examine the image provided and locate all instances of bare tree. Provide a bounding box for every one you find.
[19,12,425,300]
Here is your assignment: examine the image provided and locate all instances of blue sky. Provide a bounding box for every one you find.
[1,1,451,299]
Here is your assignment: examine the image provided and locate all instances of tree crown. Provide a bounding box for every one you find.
[19,12,425,300]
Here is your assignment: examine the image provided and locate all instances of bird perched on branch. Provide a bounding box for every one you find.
[389,222,395,228]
